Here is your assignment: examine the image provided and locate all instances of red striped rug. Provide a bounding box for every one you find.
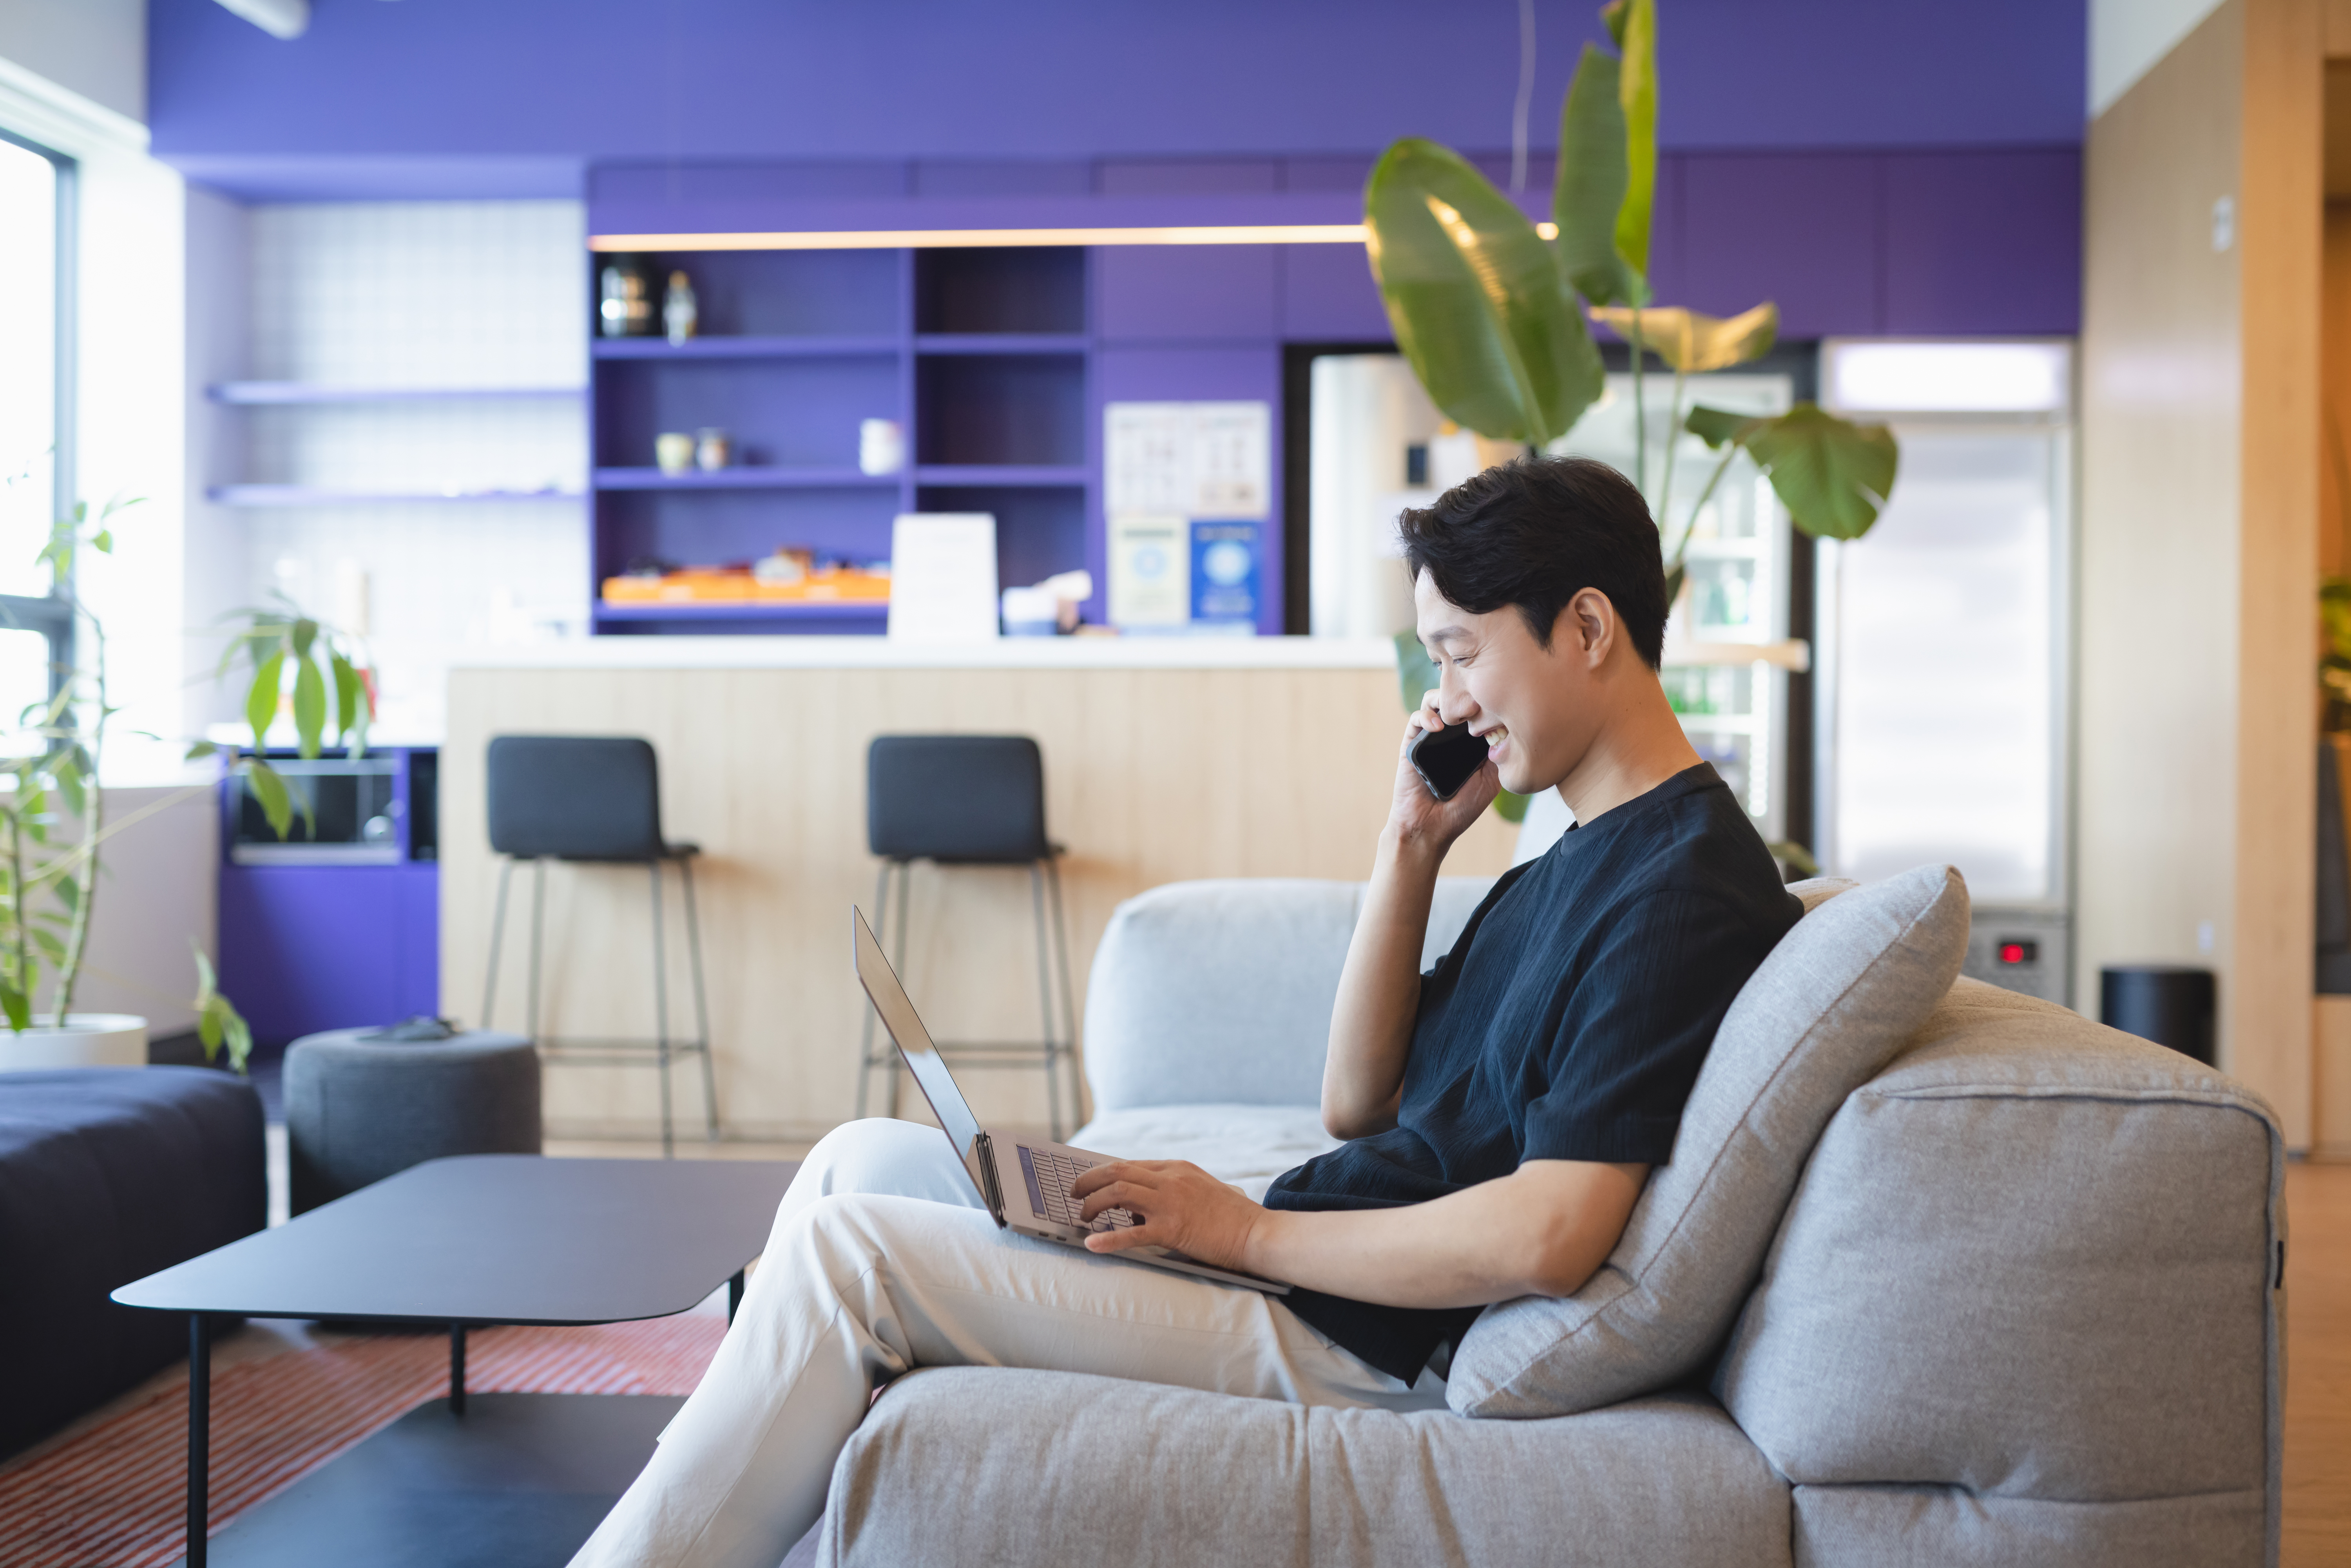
[0,1315,728,1568]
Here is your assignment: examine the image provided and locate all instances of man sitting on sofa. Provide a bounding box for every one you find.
[571,456,1802,1568]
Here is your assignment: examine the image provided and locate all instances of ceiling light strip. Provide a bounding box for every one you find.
[587,224,1375,252]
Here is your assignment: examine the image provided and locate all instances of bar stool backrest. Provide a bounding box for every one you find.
[868,735,1049,864]
[487,735,667,862]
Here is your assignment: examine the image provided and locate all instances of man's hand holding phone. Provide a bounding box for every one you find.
[1387,693,1499,855]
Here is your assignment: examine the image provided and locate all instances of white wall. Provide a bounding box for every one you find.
[221,200,590,742]
[2091,0,2229,115]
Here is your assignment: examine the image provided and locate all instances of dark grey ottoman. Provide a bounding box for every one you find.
[286,1029,540,1214]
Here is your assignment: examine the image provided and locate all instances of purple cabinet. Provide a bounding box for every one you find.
[216,747,440,1047]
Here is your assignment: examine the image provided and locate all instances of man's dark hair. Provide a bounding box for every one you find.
[1397,455,1667,669]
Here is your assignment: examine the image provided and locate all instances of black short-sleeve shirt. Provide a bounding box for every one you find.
[1264,763,1802,1382]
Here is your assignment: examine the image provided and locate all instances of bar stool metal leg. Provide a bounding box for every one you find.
[483,858,516,1028]
[526,860,547,1046]
[886,860,913,1118]
[678,856,718,1141]
[857,860,894,1121]
[650,860,674,1159]
[1045,855,1081,1134]
[1029,863,1063,1141]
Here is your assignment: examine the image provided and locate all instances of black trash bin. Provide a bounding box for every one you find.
[2099,965,2216,1065]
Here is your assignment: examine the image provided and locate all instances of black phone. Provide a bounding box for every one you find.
[1409,721,1490,801]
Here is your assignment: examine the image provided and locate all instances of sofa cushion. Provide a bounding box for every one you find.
[1714,979,2279,1544]
[1070,1104,1341,1201]
[1446,864,1967,1419]
[1083,877,1492,1113]
[822,1369,1790,1568]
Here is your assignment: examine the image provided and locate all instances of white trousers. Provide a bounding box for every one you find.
[567,1117,1440,1568]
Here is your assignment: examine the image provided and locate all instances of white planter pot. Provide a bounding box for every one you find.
[0,1013,149,1072]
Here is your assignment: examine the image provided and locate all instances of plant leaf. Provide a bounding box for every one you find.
[1766,838,1822,876]
[291,617,317,660]
[1685,403,1766,450]
[51,874,77,917]
[185,739,219,761]
[1364,138,1603,445]
[245,759,293,840]
[91,529,111,553]
[49,753,83,824]
[28,927,64,963]
[1740,404,1900,541]
[1492,789,1529,824]
[1601,0,1630,45]
[246,650,283,751]
[0,982,27,1034]
[331,652,360,742]
[192,944,253,1074]
[1393,628,1439,713]
[1614,0,1658,278]
[291,653,326,760]
[1590,302,1779,374]
[1553,43,1643,307]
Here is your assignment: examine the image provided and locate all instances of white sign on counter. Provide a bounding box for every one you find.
[887,513,999,643]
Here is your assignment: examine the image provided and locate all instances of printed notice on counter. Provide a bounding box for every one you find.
[1108,514,1189,628]
[1105,402,1270,520]
[888,513,999,643]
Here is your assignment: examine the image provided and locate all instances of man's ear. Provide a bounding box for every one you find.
[1558,588,1615,665]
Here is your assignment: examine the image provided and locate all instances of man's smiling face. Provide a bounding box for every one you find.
[1413,569,1606,798]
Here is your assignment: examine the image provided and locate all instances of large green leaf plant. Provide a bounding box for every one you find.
[1362,0,1899,605]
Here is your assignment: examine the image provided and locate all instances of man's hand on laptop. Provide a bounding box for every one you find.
[1071,1159,1264,1270]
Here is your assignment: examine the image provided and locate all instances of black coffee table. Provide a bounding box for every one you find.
[113,1154,799,1568]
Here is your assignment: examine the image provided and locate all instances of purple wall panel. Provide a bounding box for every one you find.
[149,0,2085,176]
[910,161,1091,198]
[1280,244,1391,343]
[1096,245,1277,341]
[1882,150,2083,335]
[1091,346,1284,636]
[1676,153,1883,338]
[1098,159,1281,195]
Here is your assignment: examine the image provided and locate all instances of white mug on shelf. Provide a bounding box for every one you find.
[859,418,906,476]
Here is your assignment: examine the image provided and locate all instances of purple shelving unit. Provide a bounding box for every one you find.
[590,245,1097,636]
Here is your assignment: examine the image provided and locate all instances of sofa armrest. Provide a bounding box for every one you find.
[1081,876,1495,1114]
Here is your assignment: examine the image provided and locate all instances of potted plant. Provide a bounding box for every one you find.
[0,492,365,1074]
[1366,0,1893,865]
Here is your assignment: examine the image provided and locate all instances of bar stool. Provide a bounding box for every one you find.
[480,735,717,1157]
[858,735,1080,1139]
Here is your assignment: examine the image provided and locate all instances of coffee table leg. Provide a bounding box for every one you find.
[187,1311,210,1568]
[729,1269,744,1323]
[449,1323,467,1415]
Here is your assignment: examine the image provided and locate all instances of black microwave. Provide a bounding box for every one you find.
[228,754,421,865]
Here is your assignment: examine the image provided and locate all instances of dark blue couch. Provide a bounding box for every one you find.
[0,1068,266,1459]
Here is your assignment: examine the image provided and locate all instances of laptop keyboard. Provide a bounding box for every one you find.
[1017,1145,1136,1233]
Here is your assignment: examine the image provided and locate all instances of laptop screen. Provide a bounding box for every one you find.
[851,907,984,1166]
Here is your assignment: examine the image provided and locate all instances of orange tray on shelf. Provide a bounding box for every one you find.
[601,569,892,605]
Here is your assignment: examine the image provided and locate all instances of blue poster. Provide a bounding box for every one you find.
[1189,521,1260,627]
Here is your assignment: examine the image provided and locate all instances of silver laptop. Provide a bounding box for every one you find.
[852,907,1287,1295]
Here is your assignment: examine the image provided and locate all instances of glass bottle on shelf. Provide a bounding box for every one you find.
[663,270,698,345]
[598,255,654,338]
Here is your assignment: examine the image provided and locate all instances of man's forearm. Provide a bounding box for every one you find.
[1237,1160,1648,1310]
[1320,829,1445,1137]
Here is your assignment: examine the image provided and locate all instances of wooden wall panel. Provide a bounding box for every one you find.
[2078,4,2249,1072]
[441,664,1522,1142]
[2080,0,2321,1143]
[2240,0,2324,1142]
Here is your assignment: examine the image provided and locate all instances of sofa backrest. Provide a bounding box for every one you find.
[1716,978,2283,1564]
[1083,877,1493,1113]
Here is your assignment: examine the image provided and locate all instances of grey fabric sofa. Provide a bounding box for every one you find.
[811,875,2283,1567]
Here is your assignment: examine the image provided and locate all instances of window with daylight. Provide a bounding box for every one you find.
[0,132,75,749]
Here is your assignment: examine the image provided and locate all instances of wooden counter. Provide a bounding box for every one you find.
[442,639,1521,1142]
